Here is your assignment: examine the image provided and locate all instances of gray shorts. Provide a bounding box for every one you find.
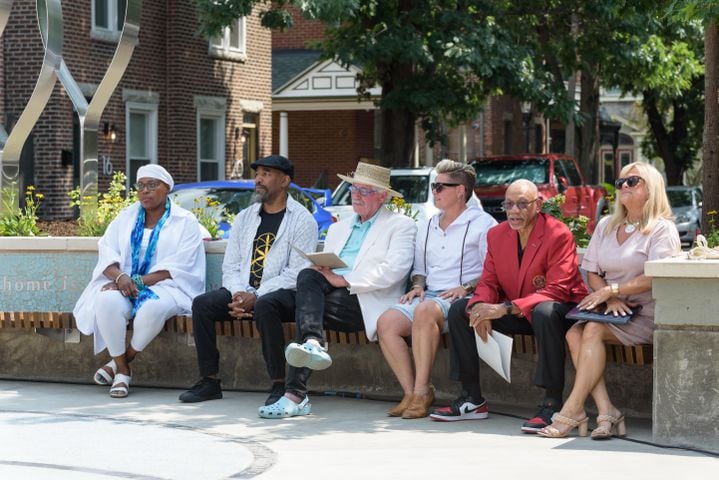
[389,290,457,333]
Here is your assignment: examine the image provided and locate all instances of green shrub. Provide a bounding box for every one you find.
[0,184,43,236]
[68,172,137,236]
[541,194,591,248]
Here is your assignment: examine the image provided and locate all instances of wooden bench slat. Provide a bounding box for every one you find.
[0,311,653,365]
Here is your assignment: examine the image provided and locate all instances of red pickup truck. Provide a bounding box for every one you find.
[470,154,607,231]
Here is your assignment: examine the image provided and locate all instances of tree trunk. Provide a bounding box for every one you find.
[703,19,719,234]
[379,64,416,168]
[578,67,600,184]
[643,89,681,185]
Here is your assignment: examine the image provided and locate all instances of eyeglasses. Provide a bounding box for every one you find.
[615,176,643,189]
[135,181,162,192]
[431,182,461,193]
[501,199,538,211]
[349,185,379,196]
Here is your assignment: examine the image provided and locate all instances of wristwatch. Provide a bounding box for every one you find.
[503,300,513,316]
[461,282,475,293]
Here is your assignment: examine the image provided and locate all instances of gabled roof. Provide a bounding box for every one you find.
[272,49,323,92]
[272,49,381,99]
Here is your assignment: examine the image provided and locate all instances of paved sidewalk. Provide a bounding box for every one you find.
[0,380,715,479]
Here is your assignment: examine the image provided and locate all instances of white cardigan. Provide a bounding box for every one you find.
[323,208,416,341]
[73,202,206,353]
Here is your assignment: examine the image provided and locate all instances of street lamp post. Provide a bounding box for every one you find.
[520,101,532,153]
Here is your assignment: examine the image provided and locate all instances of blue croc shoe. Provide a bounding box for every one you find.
[285,341,332,370]
[258,395,311,419]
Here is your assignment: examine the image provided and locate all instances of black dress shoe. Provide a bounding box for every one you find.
[179,377,223,403]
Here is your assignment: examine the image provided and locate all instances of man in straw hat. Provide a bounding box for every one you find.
[257,161,417,418]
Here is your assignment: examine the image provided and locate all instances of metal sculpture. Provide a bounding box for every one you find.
[0,0,142,214]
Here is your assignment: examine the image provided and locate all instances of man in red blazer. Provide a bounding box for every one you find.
[430,179,588,432]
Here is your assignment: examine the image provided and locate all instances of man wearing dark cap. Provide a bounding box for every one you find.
[179,155,318,403]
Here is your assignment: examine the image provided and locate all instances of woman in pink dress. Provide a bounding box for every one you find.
[538,162,680,439]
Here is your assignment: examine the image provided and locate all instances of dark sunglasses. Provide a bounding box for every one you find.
[615,175,643,189]
[431,182,461,193]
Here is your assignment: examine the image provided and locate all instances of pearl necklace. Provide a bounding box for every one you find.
[624,220,640,234]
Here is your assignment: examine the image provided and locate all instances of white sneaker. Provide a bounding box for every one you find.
[285,341,332,370]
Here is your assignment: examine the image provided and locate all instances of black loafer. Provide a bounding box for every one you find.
[179,377,223,403]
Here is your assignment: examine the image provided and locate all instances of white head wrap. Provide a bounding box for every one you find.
[136,164,174,191]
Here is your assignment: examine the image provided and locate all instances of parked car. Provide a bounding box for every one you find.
[667,185,702,246]
[470,154,607,231]
[326,166,483,222]
[171,180,334,239]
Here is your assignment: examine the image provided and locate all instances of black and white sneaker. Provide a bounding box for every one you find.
[429,395,489,422]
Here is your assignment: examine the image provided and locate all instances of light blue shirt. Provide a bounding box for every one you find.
[333,209,382,275]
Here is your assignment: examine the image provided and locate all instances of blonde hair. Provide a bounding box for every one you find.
[604,162,673,235]
[435,159,476,202]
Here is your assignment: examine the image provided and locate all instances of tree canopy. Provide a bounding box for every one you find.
[195,0,574,167]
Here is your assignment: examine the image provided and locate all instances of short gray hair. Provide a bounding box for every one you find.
[435,159,476,202]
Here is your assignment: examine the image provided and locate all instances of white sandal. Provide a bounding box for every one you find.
[109,372,132,398]
[93,360,117,386]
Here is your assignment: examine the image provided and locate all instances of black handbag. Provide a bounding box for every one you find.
[566,305,642,325]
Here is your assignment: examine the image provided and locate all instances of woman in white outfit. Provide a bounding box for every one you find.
[376,160,497,419]
[74,165,206,398]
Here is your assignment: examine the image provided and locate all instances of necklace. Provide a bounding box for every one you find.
[624,219,640,234]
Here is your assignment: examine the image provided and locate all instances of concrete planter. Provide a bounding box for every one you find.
[645,257,719,451]
[0,237,226,311]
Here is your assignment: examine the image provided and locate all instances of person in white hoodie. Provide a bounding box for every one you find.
[376,159,497,419]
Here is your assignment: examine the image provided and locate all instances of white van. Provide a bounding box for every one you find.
[326,166,482,222]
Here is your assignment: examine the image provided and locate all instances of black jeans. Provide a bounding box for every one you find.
[448,298,576,399]
[254,268,364,398]
[191,288,234,378]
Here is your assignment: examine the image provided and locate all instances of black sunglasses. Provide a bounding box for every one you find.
[615,175,643,189]
[431,182,461,193]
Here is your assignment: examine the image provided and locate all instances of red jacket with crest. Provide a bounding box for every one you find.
[467,213,588,321]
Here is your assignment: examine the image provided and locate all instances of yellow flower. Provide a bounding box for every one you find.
[35,193,44,199]
[708,210,718,216]
[26,185,35,191]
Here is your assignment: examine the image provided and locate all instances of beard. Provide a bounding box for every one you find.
[253,187,270,204]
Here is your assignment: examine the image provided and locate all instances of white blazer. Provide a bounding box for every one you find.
[323,207,416,341]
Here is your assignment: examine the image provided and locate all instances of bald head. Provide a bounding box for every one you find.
[506,179,538,198]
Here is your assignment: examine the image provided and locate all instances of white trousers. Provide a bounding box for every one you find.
[94,286,181,357]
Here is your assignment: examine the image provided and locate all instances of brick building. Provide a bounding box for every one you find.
[0,0,272,219]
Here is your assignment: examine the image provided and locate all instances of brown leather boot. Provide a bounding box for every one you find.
[402,386,435,419]
[386,394,413,417]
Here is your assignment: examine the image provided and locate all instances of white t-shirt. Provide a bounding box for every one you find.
[413,206,497,291]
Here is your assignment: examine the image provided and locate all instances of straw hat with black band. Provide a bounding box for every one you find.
[337,162,403,198]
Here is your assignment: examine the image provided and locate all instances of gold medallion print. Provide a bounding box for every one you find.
[251,232,276,285]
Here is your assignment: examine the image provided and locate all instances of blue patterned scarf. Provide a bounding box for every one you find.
[129,198,171,316]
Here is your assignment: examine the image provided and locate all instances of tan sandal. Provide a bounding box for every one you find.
[537,413,589,438]
[591,414,626,440]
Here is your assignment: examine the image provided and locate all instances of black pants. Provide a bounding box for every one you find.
[448,298,576,399]
[191,288,234,378]
[254,268,364,397]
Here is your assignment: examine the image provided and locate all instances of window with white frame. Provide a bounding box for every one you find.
[126,103,158,188]
[92,0,126,38]
[209,17,247,60]
[197,111,226,181]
